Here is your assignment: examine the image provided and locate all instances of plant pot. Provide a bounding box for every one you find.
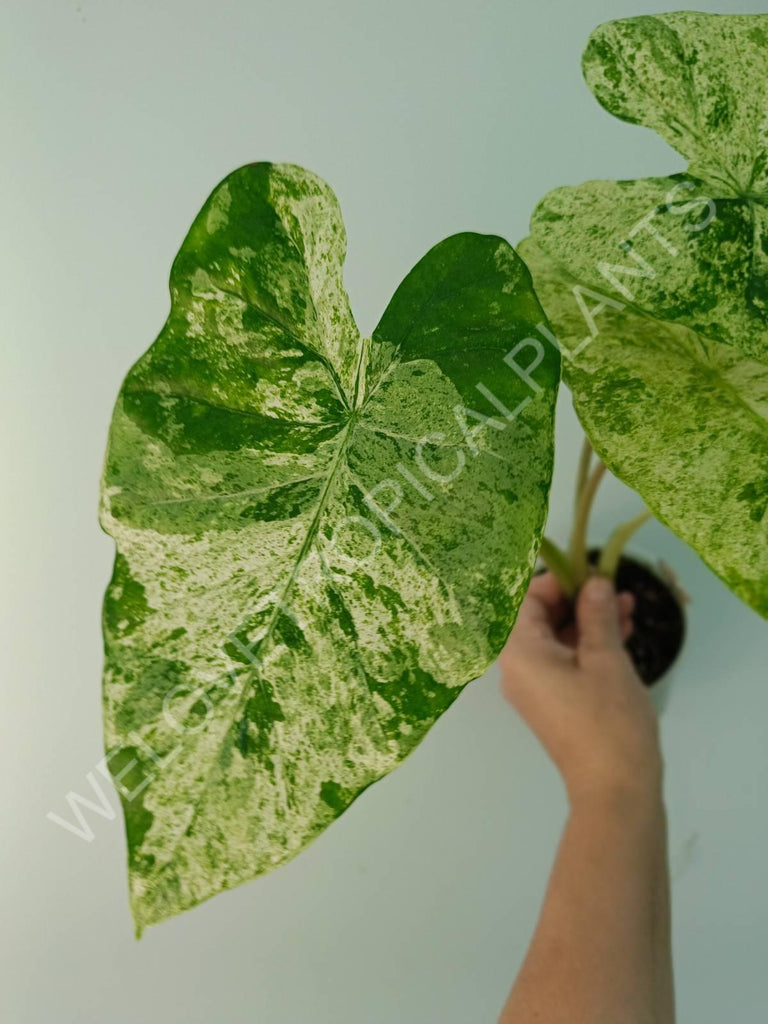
[588,547,687,714]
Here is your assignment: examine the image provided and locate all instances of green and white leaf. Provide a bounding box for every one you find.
[100,162,560,932]
[519,238,768,614]
[521,12,768,616]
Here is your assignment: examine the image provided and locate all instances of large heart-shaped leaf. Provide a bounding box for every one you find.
[520,12,768,616]
[100,163,559,932]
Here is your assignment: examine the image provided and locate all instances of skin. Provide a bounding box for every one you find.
[497,572,675,1024]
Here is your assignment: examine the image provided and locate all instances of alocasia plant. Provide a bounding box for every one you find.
[99,162,559,931]
[519,11,768,617]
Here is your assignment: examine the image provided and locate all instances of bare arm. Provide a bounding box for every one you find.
[497,574,675,1024]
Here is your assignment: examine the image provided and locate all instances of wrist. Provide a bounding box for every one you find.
[566,771,665,821]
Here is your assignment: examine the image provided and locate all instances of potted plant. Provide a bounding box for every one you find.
[98,11,767,933]
[536,435,687,711]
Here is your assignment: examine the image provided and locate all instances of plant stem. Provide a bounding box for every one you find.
[574,436,593,516]
[570,460,607,584]
[597,509,653,579]
[538,536,578,597]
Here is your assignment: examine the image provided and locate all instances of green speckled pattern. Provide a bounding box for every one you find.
[99,163,559,932]
[522,12,768,617]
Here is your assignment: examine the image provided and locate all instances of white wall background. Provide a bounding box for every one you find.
[2,1,767,1020]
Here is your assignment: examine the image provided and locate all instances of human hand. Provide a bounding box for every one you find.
[499,572,662,809]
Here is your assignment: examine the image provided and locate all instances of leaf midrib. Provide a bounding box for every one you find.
[144,413,356,882]
[144,337,378,879]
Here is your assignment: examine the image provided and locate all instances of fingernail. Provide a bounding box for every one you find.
[584,576,614,603]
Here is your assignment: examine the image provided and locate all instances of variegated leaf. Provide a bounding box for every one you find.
[100,163,560,932]
[521,12,768,616]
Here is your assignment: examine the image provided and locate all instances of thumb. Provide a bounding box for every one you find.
[576,575,624,659]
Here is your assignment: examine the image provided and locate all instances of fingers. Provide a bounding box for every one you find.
[576,575,625,660]
[515,572,570,638]
[501,572,575,681]
[555,590,633,647]
[504,573,635,681]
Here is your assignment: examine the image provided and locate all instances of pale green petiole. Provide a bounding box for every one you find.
[541,443,653,594]
[538,536,578,597]
[574,436,593,518]
[597,509,653,579]
[569,459,607,585]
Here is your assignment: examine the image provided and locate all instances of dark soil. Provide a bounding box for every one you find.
[589,549,685,686]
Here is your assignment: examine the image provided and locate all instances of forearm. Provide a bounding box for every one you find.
[498,785,674,1024]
